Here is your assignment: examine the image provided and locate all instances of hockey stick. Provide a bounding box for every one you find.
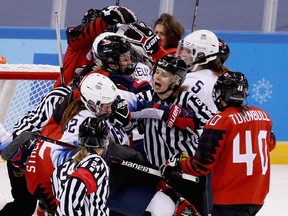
[112,155,201,214]
[1,131,78,160]
[111,156,199,183]
[192,0,200,32]
[1,131,199,183]
[55,11,65,86]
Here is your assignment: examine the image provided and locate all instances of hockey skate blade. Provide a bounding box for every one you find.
[1,131,36,160]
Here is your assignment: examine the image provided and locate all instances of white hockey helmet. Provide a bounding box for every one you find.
[178,29,219,71]
[80,73,118,116]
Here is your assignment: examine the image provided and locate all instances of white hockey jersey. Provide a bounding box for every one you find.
[183,69,218,113]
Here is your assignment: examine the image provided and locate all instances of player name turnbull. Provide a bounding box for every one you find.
[229,109,270,125]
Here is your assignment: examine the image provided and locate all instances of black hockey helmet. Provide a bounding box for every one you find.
[153,55,188,88]
[218,38,230,64]
[92,33,135,74]
[213,71,248,111]
[78,117,109,149]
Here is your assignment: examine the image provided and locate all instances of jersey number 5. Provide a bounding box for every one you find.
[233,130,269,176]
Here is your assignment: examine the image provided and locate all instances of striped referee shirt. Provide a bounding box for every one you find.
[137,90,213,168]
[52,153,110,216]
[13,86,72,137]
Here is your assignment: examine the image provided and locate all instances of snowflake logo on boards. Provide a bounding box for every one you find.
[251,78,273,104]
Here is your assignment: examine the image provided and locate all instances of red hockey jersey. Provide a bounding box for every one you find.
[181,106,275,205]
[53,17,108,88]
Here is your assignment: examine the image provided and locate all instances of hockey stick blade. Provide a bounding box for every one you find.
[1,131,36,160]
[111,157,199,183]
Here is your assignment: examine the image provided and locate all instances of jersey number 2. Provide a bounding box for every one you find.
[233,130,268,176]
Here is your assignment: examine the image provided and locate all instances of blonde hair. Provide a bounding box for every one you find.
[170,85,189,99]
[73,148,89,163]
[72,147,105,164]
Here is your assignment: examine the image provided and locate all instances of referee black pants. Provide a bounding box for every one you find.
[0,161,37,216]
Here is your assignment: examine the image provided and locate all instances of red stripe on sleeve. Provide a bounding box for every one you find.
[71,167,98,195]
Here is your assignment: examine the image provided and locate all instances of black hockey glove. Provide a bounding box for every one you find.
[160,153,182,183]
[82,8,101,24]
[101,6,137,26]
[124,23,160,55]
[109,96,132,132]
[175,198,201,216]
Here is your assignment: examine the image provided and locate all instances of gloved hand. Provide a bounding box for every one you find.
[108,72,151,93]
[81,8,101,24]
[73,64,97,89]
[101,6,137,26]
[160,153,182,183]
[124,23,161,55]
[10,139,36,169]
[173,106,196,133]
[109,96,132,130]
[162,104,196,132]
[175,198,201,216]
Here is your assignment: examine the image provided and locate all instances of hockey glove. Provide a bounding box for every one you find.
[10,139,36,169]
[109,96,132,132]
[160,153,182,183]
[162,104,196,132]
[125,23,161,55]
[175,198,201,216]
[101,6,137,26]
[81,8,101,24]
[108,72,151,93]
[173,107,196,133]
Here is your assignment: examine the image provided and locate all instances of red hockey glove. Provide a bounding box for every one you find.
[162,104,196,132]
[108,72,151,93]
[173,106,196,133]
[101,6,137,26]
[175,198,201,216]
[124,23,161,55]
[161,104,182,128]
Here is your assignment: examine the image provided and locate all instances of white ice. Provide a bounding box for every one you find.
[0,164,287,215]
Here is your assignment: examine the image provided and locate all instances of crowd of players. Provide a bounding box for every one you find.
[0,5,276,216]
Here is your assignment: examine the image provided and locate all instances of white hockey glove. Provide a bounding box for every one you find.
[124,23,161,55]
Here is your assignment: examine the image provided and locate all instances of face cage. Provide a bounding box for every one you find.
[176,40,195,71]
[103,51,137,75]
[86,100,113,119]
[212,87,223,111]
[153,67,182,92]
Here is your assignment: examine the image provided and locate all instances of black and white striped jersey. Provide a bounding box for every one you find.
[13,86,72,137]
[52,153,110,216]
[137,90,213,167]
